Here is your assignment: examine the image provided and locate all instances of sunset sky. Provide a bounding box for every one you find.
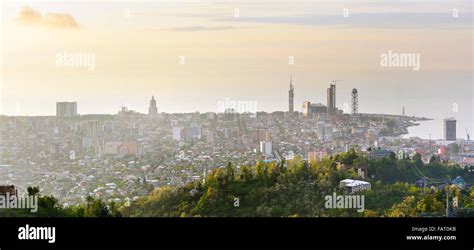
[0,0,472,139]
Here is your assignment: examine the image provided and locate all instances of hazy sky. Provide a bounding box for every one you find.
[0,0,472,139]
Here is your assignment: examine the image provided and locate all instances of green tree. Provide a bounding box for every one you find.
[240,166,253,181]
[386,196,418,217]
[27,186,40,196]
[413,153,424,168]
[225,162,235,182]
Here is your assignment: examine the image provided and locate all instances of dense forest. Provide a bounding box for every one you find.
[2,150,474,217]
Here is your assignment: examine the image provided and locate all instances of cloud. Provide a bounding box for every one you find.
[42,13,78,28]
[16,6,42,24]
[216,12,472,29]
[161,26,235,32]
[15,6,78,29]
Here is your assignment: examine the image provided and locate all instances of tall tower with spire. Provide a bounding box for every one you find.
[289,75,294,113]
[148,96,158,116]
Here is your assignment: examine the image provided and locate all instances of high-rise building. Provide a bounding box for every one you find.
[443,118,456,141]
[56,102,78,117]
[148,96,158,116]
[252,128,271,142]
[303,101,311,118]
[327,83,336,116]
[172,127,184,141]
[186,124,202,141]
[303,101,327,119]
[311,103,327,120]
[289,75,294,113]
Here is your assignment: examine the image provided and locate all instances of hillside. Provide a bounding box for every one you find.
[123,150,474,217]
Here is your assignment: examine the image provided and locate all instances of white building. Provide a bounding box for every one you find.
[339,179,371,193]
[260,141,272,156]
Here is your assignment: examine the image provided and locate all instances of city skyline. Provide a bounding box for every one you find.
[1,0,472,140]
[1,79,472,141]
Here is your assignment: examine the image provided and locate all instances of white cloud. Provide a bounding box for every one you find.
[15,6,78,29]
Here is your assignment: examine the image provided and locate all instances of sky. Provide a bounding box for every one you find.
[0,0,473,139]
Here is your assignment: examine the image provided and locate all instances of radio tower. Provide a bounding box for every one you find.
[289,75,294,113]
[351,88,358,115]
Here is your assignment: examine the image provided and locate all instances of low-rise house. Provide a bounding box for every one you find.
[339,179,371,193]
